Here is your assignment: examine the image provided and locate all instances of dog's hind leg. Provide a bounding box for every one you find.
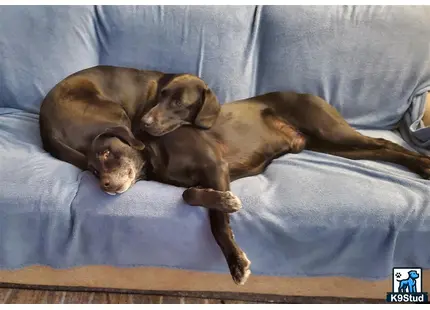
[398,281,406,292]
[307,140,430,178]
[301,93,430,178]
[308,124,423,156]
[273,92,426,157]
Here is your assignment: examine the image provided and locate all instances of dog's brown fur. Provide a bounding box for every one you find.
[39,65,218,193]
[137,91,430,285]
[39,65,248,285]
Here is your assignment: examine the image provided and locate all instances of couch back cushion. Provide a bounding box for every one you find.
[1,5,430,129]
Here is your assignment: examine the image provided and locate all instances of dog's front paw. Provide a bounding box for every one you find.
[218,191,242,213]
[228,251,251,285]
[183,188,242,213]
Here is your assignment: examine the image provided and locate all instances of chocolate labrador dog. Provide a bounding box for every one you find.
[142,91,430,177]
[39,65,217,194]
[141,91,430,181]
[39,65,249,285]
[135,91,430,284]
[90,90,430,285]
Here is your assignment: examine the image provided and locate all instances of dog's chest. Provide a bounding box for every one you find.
[147,142,200,188]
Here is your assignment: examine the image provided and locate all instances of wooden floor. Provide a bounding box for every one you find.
[0,288,254,304]
[0,286,387,304]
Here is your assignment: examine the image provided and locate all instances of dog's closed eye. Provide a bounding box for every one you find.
[172,100,182,107]
[98,149,110,160]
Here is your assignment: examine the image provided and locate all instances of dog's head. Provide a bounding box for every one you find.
[141,74,220,136]
[87,126,146,195]
[408,270,419,280]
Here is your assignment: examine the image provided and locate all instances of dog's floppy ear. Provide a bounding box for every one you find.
[194,88,221,129]
[94,126,145,150]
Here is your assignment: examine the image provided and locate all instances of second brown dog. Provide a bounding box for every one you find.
[132,91,430,285]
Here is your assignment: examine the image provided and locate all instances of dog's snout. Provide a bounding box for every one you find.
[101,178,112,191]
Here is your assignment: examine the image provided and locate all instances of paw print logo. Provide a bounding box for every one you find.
[395,272,402,279]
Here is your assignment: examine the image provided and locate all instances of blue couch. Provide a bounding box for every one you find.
[1,5,430,289]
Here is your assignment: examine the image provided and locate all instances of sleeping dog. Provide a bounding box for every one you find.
[39,65,249,284]
[89,91,430,285]
[39,65,218,194]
